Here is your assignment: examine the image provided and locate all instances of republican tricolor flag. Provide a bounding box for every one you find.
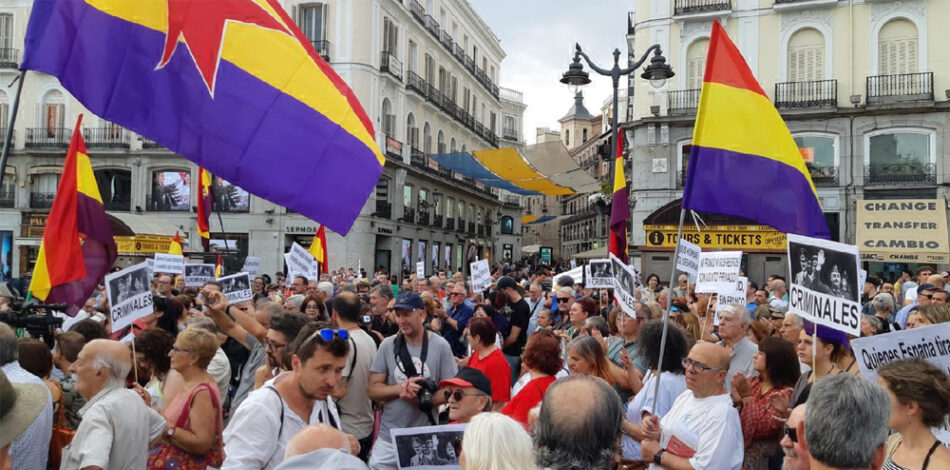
[29,115,117,316]
[608,129,630,263]
[197,168,212,251]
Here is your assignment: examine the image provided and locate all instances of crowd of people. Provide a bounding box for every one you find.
[0,260,949,470]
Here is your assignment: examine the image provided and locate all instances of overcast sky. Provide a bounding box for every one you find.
[470,0,631,143]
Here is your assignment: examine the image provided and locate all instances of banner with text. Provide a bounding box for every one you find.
[470,259,492,292]
[242,257,261,277]
[416,261,425,279]
[715,276,748,326]
[184,264,216,287]
[851,323,950,383]
[286,242,319,281]
[856,199,949,263]
[105,262,153,332]
[586,259,614,289]
[694,251,742,294]
[611,253,639,317]
[676,238,701,278]
[787,234,861,337]
[219,272,253,304]
[153,253,184,275]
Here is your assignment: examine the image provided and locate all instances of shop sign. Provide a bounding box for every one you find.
[644,224,786,250]
[114,235,175,255]
[856,199,949,263]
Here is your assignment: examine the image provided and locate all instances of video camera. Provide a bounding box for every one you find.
[0,302,67,348]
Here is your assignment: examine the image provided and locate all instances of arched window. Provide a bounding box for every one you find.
[94,168,132,211]
[406,113,418,149]
[461,143,467,152]
[450,137,456,153]
[685,39,709,90]
[500,215,514,234]
[457,200,465,222]
[423,122,432,153]
[381,98,394,137]
[437,130,445,154]
[879,19,918,75]
[788,28,825,82]
[41,89,65,136]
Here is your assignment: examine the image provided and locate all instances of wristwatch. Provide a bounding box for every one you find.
[653,448,666,465]
[166,427,176,438]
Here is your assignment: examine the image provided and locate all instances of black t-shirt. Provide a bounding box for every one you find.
[502,298,530,356]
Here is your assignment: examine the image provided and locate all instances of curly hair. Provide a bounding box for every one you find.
[878,358,950,428]
[638,319,687,374]
[133,327,175,375]
[522,330,563,376]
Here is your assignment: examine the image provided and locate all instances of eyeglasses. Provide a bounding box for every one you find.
[920,294,934,299]
[783,424,798,443]
[682,358,722,372]
[556,297,570,303]
[443,390,481,401]
[264,338,287,352]
[450,293,465,297]
[300,328,350,348]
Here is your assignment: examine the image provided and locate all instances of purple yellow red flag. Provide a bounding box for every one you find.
[29,115,117,315]
[168,231,183,255]
[681,21,829,238]
[609,129,629,263]
[197,168,212,251]
[215,254,223,278]
[309,225,329,275]
[22,0,384,234]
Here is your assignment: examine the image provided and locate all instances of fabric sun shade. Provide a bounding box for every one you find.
[22,0,383,234]
[29,115,118,316]
[682,20,829,239]
[472,148,575,195]
[427,152,542,195]
[521,215,558,225]
[523,141,601,193]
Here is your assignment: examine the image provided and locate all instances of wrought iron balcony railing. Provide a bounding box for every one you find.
[446,218,455,230]
[864,162,936,186]
[775,79,837,109]
[668,89,701,115]
[402,207,416,223]
[807,165,839,187]
[867,72,933,104]
[0,189,14,208]
[25,128,71,149]
[417,210,430,225]
[0,48,18,68]
[374,201,392,219]
[674,0,731,15]
[380,51,402,80]
[433,214,443,227]
[311,40,331,62]
[83,127,131,149]
[407,71,427,97]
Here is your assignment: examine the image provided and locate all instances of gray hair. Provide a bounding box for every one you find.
[870,293,895,314]
[533,375,622,470]
[721,303,751,325]
[317,281,334,297]
[786,312,803,327]
[557,286,576,298]
[0,322,17,365]
[805,373,889,468]
[93,352,131,388]
[371,284,394,300]
[186,316,221,335]
[862,314,884,334]
[582,316,610,337]
[284,294,305,309]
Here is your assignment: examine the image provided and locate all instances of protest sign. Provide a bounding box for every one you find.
[675,238,701,278]
[242,256,261,277]
[105,262,153,332]
[714,276,748,326]
[611,253,639,317]
[856,199,950,263]
[585,259,614,289]
[851,323,950,383]
[184,264,215,287]
[146,258,154,276]
[286,242,318,280]
[787,234,861,337]
[470,259,492,292]
[554,266,584,286]
[416,261,425,279]
[570,259,577,269]
[219,272,253,304]
[391,423,466,470]
[694,251,741,294]
[153,253,184,275]
[858,269,867,291]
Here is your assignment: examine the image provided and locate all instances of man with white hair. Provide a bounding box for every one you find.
[716,304,758,388]
[61,339,166,469]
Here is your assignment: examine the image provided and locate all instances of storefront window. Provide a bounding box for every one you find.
[793,135,836,168]
[94,169,132,211]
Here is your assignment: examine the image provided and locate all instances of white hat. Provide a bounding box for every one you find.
[0,371,47,448]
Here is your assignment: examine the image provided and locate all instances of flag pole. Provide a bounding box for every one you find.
[651,207,686,414]
[0,70,26,183]
[208,181,231,262]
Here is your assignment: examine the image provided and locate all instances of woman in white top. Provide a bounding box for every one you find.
[620,320,689,463]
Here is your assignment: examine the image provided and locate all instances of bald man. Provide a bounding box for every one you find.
[642,342,743,469]
[61,339,166,470]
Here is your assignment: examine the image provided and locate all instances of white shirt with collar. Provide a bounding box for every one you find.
[1,362,53,470]
[59,385,166,470]
[222,372,341,470]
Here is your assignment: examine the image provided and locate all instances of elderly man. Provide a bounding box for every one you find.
[534,375,623,470]
[290,276,308,296]
[441,284,474,358]
[368,285,397,338]
[672,274,689,298]
[716,304,758,388]
[438,367,492,424]
[275,424,365,470]
[553,287,576,328]
[526,282,545,334]
[0,323,52,470]
[870,292,897,332]
[642,342,743,470]
[801,374,889,470]
[781,404,810,470]
[62,339,166,469]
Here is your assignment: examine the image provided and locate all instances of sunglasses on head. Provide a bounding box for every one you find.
[300,328,349,348]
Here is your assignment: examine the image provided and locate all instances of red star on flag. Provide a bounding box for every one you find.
[158,0,292,95]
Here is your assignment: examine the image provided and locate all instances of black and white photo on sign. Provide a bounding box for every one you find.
[391,424,465,470]
[610,254,638,317]
[786,234,862,336]
[184,264,216,287]
[586,259,614,289]
[105,262,154,332]
[219,272,253,303]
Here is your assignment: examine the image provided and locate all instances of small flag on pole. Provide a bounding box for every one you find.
[310,225,329,275]
[215,254,223,278]
[168,231,183,255]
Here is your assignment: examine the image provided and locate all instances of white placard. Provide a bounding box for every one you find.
[554,266,584,286]
[858,269,867,291]
[787,234,862,337]
[570,258,577,269]
[416,261,425,279]
[611,253,639,318]
[242,257,261,277]
[153,253,184,275]
[219,272,253,304]
[585,259,615,289]
[105,262,154,332]
[715,276,748,326]
[184,264,216,287]
[675,238,701,278]
[851,323,950,383]
[390,423,466,470]
[694,251,742,294]
[146,258,155,276]
[286,242,319,280]
[470,259,492,292]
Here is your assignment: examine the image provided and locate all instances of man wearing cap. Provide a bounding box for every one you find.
[895,283,936,330]
[0,371,48,470]
[497,276,530,380]
[368,291,457,470]
[439,367,493,424]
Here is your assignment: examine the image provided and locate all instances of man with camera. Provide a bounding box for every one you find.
[367,291,458,470]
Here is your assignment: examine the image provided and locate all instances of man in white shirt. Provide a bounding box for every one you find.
[222,321,357,469]
[0,323,52,470]
[642,342,743,470]
[330,292,378,461]
[60,339,166,470]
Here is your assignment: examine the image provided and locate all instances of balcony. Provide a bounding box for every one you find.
[674,0,731,15]
[424,15,440,38]
[457,218,465,232]
[453,44,467,63]
[433,214,443,227]
[25,128,71,149]
[380,51,402,80]
[409,0,425,22]
[141,137,166,150]
[407,71,427,97]
[775,80,837,110]
[374,201,392,219]
[865,162,936,186]
[502,127,519,141]
[402,207,416,223]
[0,48,18,68]
[774,0,838,9]
[446,218,455,230]
[667,89,701,115]
[311,40,331,62]
[83,127,131,149]
[807,165,839,187]
[417,210,430,225]
[29,192,56,209]
[867,72,933,105]
[426,83,444,108]
[439,30,454,51]
[0,189,13,208]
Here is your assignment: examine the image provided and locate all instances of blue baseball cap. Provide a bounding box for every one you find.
[393,291,424,311]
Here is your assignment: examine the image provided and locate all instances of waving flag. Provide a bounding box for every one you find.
[609,129,629,263]
[682,21,829,238]
[197,168,212,250]
[168,231,183,255]
[22,0,384,234]
[29,115,117,316]
[215,253,223,278]
[310,225,328,275]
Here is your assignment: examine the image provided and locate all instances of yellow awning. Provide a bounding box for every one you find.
[472,148,575,195]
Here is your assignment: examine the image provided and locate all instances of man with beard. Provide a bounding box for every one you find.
[780,404,810,470]
[223,321,358,469]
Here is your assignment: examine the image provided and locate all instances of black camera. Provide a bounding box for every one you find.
[416,377,440,414]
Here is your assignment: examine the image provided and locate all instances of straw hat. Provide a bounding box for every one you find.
[0,371,47,448]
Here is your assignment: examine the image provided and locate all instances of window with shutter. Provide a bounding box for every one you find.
[408,41,417,73]
[296,4,325,43]
[0,15,12,50]
[878,19,918,75]
[788,28,825,82]
[685,39,709,90]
